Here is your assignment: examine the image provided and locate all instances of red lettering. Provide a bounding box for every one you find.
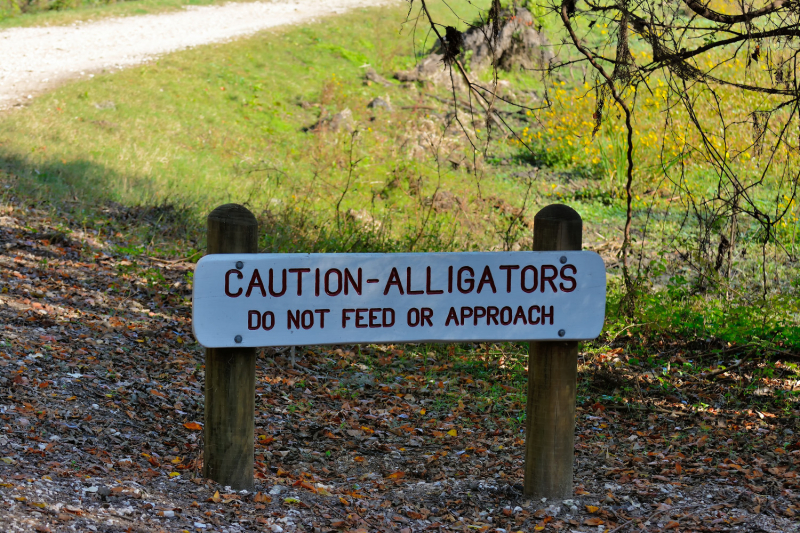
[425,266,443,294]
[499,265,519,293]
[513,306,528,325]
[473,306,486,326]
[448,265,453,293]
[262,311,275,330]
[383,267,404,295]
[344,268,362,295]
[500,306,512,325]
[521,265,538,293]
[369,308,381,328]
[301,310,314,329]
[246,269,266,297]
[541,265,558,293]
[560,265,577,292]
[325,268,342,296]
[477,266,497,294]
[542,305,554,325]
[457,267,474,293]
[445,307,459,326]
[460,306,473,324]
[315,268,320,297]
[314,309,330,328]
[528,305,541,325]
[288,268,310,296]
[406,267,424,295]
[287,309,301,329]
[382,308,395,327]
[486,306,499,325]
[269,268,287,297]
[225,269,243,297]
[421,307,433,327]
[342,309,355,328]
[407,308,420,327]
[248,310,261,330]
[355,308,368,328]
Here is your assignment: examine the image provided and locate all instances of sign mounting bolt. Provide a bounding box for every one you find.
[234,335,243,344]
[559,256,567,264]
[236,261,244,269]
[558,329,566,337]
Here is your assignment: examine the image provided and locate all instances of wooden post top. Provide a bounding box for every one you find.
[534,203,581,223]
[533,204,582,252]
[208,203,258,227]
[207,204,258,256]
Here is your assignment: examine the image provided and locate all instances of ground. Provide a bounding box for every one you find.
[0,191,798,533]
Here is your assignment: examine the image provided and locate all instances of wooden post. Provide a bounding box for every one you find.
[203,204,258,490]
[524,204,582,499]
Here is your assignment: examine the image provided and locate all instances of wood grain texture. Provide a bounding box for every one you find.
[203,204,258,490]
[525,203,582,499]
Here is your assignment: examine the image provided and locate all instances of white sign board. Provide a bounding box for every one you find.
[192,252,606,348]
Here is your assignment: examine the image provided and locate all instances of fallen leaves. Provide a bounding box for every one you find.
[0,196,798,533]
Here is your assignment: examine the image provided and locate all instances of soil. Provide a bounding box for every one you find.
[0,189,798,532]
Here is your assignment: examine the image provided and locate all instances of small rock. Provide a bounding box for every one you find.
[328,108,354,132]
[97,486,111,500]
[346,209,381,231]
[364,67,392,87]
[269,485,286,495]
[367,97,392,111]
[271,525,283,533]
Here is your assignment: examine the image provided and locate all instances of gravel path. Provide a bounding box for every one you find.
[0,0,393,109]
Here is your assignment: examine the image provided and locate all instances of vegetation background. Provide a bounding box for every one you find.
[0,0,798,530]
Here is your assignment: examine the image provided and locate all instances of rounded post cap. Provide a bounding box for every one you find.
[534,203,582,223]
[208,203,257,226]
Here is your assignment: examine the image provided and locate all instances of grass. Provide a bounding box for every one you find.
[0,0,797,353]
[0,0,541,252]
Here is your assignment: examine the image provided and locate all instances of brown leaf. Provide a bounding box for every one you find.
[183,422,203,431]
[254,492,271,503]
[584,517,604,526]
[387,471,405,479]
[665,520,680,529]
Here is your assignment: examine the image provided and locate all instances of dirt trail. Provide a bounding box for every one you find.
[0,0,393,109]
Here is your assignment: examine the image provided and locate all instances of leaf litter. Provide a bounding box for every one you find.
[0,194,798,532]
